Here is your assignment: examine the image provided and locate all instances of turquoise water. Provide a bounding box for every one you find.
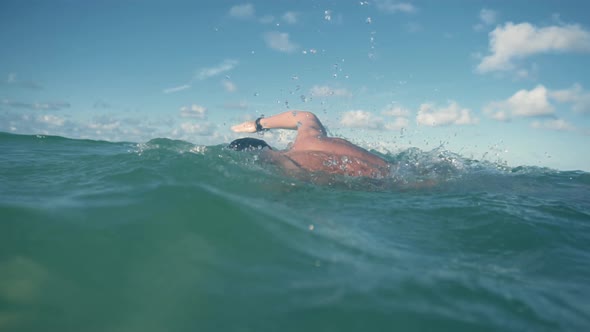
[1,132,589,332]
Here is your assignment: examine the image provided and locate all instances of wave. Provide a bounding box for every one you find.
[1,132,590,331]
[2,131,587,192]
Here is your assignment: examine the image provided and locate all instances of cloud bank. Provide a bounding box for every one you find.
[340,109,409,131]
[416,101,477,126]
[477,22,590,73]
[531,119,575,131]
[484,84,590,121]
[1,99,70,111]
[180,104,207,119]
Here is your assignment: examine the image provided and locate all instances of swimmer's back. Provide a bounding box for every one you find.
[284,149,389,178]
[291,136,388,168]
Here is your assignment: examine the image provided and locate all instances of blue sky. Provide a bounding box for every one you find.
[1,0,590,171]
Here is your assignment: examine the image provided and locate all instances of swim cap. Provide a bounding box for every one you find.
[228,137,271,151]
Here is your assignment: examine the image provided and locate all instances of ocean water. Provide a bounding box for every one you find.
[1,131,589,332]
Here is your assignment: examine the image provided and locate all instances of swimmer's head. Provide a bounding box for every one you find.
[228,137,271,151]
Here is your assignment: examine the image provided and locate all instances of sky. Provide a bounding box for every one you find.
[1,0,590,171]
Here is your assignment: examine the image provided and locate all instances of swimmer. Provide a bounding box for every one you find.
[230,111,390,179]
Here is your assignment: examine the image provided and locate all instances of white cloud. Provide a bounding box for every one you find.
[488,109,510,122]
[531,119,575,131]
[0,110,177,143]
[166,60,238,93]
[37,114,65,126]
[309,85,352,97]
[477,22,590,73]
[229,4,255,19]
[340,110,383,129]
[474,8,497,31]
[507,85,554,116]
[416,101,477,126]
[180,104,207,119]
[381,105,410,117]
[282,12,298,24]
[549,84,590,113]
[374,0,416,13]
[197,59,238,80]
[384,117,409,130]
[263,31,298,53]
[1,99,70,111]
[87,117,120,131]
[222,80,237,93]
[340,110,408,130]
[176,122,215,136]
[480,9,497,25]
[163,84,191,94]
[486,84,590,121]
[484,85,564,121]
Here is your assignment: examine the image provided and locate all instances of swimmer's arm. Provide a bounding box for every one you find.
[231,111,326,136]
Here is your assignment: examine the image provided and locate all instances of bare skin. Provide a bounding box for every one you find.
[231,111,390,178]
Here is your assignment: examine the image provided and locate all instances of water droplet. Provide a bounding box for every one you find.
[366,17,372,24]
[291,75,299,80]
[308,224,314,231]
[324,10,332,21]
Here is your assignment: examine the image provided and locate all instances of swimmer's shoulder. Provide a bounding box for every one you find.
[262,149,303,172]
